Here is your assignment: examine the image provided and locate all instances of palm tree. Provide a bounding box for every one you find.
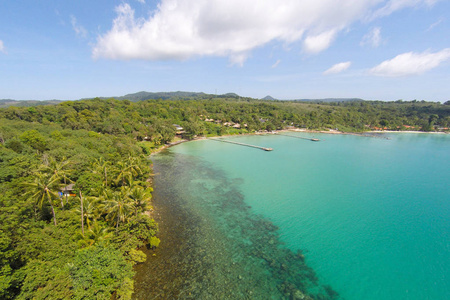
[24,173,60,226]
[91,157,110,188]
[126,155,143,179]
[102,188,134,229]
[124,174,147,190]
[129,186,153,216]
[75,195,100,232]
[114,161,131,187]
[77,221,112,247]
[40,156,73,208]
[114,156,144,187]
[79,190,85,235]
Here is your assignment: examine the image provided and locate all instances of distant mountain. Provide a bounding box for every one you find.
[220,93,240,98]
[0,91,243,107]
[0,99,62,108]
[0,93,365,108]
[291,98,364,103]
[115,91,208,101]
[261,95,277,101]
[111,91,240,101]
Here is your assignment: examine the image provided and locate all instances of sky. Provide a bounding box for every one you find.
[0,0,449,101]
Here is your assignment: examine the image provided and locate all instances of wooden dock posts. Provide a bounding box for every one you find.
[209,132,321,151]
[210,138,273,151]
[275,133,320,141]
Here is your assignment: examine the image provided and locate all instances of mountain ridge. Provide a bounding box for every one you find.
[1,91,366,108]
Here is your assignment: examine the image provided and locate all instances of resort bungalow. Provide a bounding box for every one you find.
[60,184,76,197]
[173,124,185,137]
[173,124,183,131]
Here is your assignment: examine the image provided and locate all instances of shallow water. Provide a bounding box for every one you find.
[135,132,450,300]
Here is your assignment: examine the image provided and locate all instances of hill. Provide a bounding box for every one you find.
[0,99,62,108]
[291,98,364,103]
[111,91,240,101]
[261,95,277,101]
[1,93,365,107]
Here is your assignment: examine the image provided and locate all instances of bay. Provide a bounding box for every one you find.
[135,132,450,299]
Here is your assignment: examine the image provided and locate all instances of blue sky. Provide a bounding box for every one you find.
[0,0,449,101]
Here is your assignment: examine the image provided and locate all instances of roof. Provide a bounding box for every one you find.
[61,183,75,192]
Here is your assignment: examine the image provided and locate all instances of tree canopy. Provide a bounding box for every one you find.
[0,95,448,299]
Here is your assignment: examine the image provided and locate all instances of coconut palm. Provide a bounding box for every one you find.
[24,173,60,226]
[77,221,112,247]
[129,186,153,216]
[114,156,144,187]
[124,174,147,190]
[75,195,101,232]
[114,161,131,187]
[91,157,110,188]
[103,188,134,229]
[126,155,143,179]
[40,156,73,208]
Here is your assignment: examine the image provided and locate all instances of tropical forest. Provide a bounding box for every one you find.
[0,94,449,299]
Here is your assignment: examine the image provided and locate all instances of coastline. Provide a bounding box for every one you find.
[134,150,338,299]
[150,128,448,155]
[137,128,449,299]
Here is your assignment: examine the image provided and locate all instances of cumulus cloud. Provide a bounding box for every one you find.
[71,16,87,38]
[303,30,337,54]
[93,0,441,63]
[370,48,450,76]
[360,27,382,47]
[0,40,5,53]
[324,61,352,75]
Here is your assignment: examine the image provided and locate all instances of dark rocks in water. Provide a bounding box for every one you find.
[134,153,339,299]
[291,289,313,300]
[295,250,305,262]
[324,285,340,299]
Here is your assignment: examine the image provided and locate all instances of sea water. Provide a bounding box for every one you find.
[136,133,450,300]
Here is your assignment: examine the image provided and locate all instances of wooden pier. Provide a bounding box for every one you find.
[210,138,273,151]
[276,133,320,141]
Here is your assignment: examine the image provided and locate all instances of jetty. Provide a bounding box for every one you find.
[276,133,320,141]
[210,138,273,151]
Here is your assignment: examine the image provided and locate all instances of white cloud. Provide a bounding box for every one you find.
[0,40,5,53]
[303,30,337,54]
[324,61,352,75]
[93,0,442,64]
[360,27,382,47]
[71,16,87,38]
[370,48,450,76]
[426,18,444,31]
[137,0,146,3]
[370,0,440,20]
[272,59,281,68]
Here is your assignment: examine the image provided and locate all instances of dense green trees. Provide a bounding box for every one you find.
[24,173,60,225]
[0,118,157,299]
[69,245,134,299]
[3,97,448,140]
[0,95,449,299]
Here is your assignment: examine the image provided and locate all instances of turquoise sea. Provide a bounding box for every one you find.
[135,132,450,300]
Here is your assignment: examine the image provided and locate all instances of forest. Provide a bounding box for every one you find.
[0,96,449,299]
[0,119,158,299]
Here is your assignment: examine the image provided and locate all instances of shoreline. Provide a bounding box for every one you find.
[135,152,337,299]
[150,128,448,155]
[139,129,448,299]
